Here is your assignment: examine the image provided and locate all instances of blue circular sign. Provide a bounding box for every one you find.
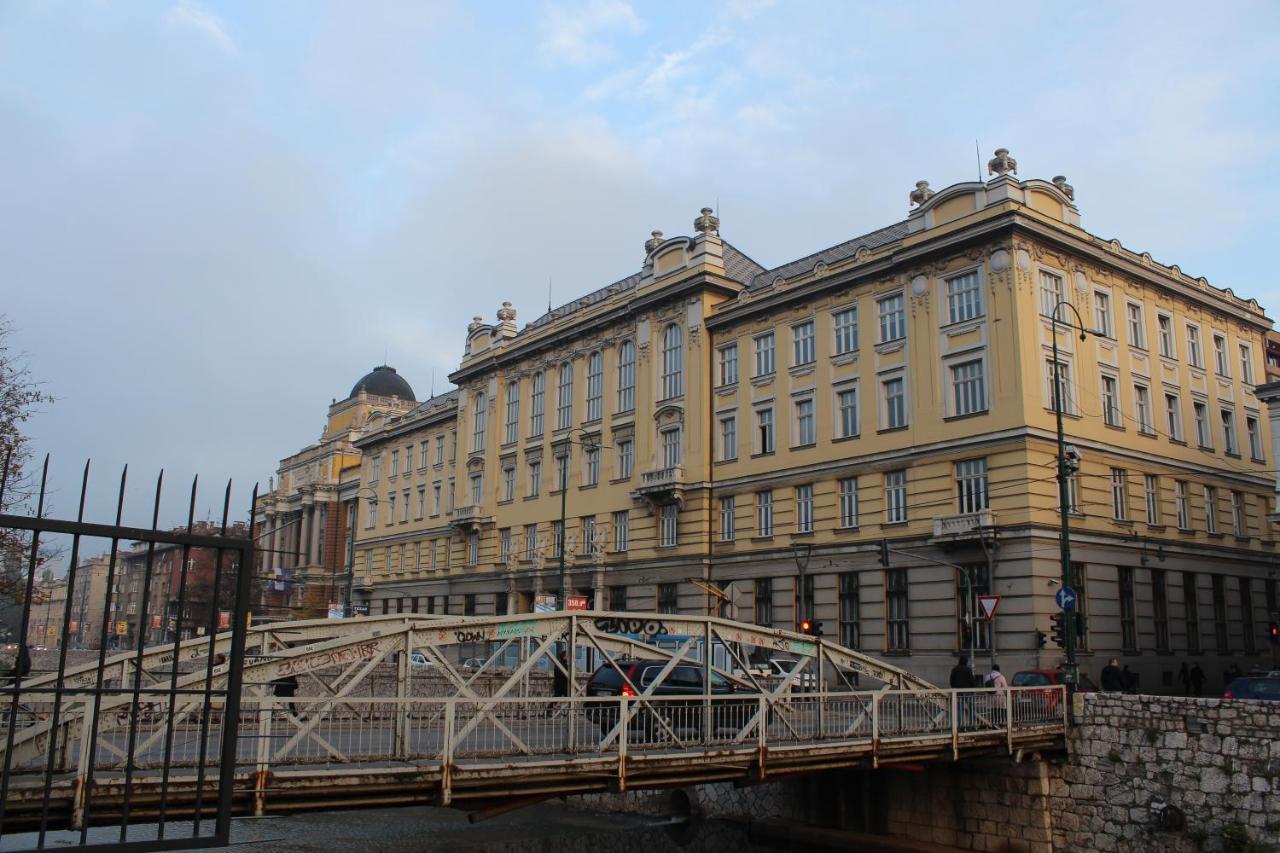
[1055,586,1077,611]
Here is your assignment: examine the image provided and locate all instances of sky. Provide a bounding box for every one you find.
[3,0,1279,539]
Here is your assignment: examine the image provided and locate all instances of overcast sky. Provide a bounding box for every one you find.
[3,0,1279,539]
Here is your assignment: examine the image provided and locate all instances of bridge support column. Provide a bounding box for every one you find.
[70,695,97,831]
[254,696,273,817]
[394,633,410,758]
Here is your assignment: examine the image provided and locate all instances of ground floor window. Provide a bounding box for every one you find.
[839,573,860,650]
[754,578,773,626]
[886,569,909,651]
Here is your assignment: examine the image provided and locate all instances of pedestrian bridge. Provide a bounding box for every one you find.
[2,611,1066,831]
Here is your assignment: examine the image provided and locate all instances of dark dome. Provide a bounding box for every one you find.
[349,365,415,401]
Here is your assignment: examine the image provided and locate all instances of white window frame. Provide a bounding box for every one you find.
[1204,486,1218,534]
[792,320,815,366]
[1165,392,1183,441]
[1240,343,1255,385]
[1247,415,1263,460]
[529,371,545,436]
[1144,474,1160,525]
[527,459,541,497]
[756,406,775,454]
[472,392,487,453]
[1126,302,1146,350]
[502,465,516,502]
[719,496,735,542]
[1221,408,1238,455]
[1193,400,1211,447]
[833,306,858,356]
[584,445,600,486]
[661,324,683,400]
[755,490,773,537]
[586,351,603,421]
[1093,289,1113,339]
[1134,383,1153,434]
[556,363,573,430]
[955,458,988,514]
[1175,481,1190,529]
[504,381,519,445]
[878,293,906,343]
[884,470,907,524]
[950,358,986,417]
[1231,491,1247,537]
[718,342,738,386]
[1040,271,1064,318]
[1110,468,1129,521]
[1186,324,1203,369]
[616,341,635,413]
[794,396,815,446]
[795,484,814,533]
[1101,373,1121,427]
[616,439,633,479]
[1213,333,1230,377]
[661,426,682,468]
[882,375,907,429]
[719,414,737,461]
[1157,313,1175,358]
[613,510,629,551]
[754,332,776,377]
[945,269,983,324]
[838,478,857,528]
[836,384,859,438]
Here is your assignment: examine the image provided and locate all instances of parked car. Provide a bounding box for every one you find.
[1010,669,1097,713]
[584,658,750,737]
[766,657,817,690]
[409,651,434,670]
[1224,677,1280,702]
[460,658,486,672]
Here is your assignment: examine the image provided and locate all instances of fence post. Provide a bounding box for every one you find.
[950,689,958,760]
[441,701,455,806]
[70,696,97,831]
[254,697,272,817]
[395,634,409,759]
[756,694,767,781]
[617,697,627,792]
[1007,688,1015,754]
[871,692,880,766]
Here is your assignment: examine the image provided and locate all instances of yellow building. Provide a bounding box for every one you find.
[347,150,1279,687]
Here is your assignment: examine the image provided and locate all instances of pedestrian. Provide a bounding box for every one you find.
[1121,665,1138,693]
[1177,662,1190,696]
[1189,662,1205,698]
[271,673,300,718]
[984,664,1008,725]
[1100,657,1124,692]
[950,656,976,729]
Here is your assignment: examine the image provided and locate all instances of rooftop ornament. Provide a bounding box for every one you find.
[644,230,664,256]
[1052,175,1075,201]
[497,301,517,322]
[693,207,720,235]
[987,147,1017,177]
[909,180,935,207]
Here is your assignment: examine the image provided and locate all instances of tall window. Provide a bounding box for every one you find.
[1239,577,1256,655]
[660,503,678,546]
[951,360,986,416]
[387,492,396,526]
[616,439,633,479]
[613,510,629,551]
[390,450,399,477]
[524,524,538,561]
[1186,325,1203,368]
[959,562,992,651]
[838,388,858,438]
[1134,384,1152,434]
[946,271,982,323]
[955,458,988,514]
[833,307,858,355]
[754,578,773,626]
[1039,271,1063,317]
[1221,409,1238,455]
[1213,334,1229,376]
[466,530,479,567]
[1046,358,1075,415]
[556,363,573,430]
[1157,314,1175,358]
[552,519,564,558]
[838,477,858,528]
[757,407,775,453]
[661,324,683,399]
[529,371,545,436]
[718,343,738,386]
[793,320,815,366]
[839,573,861,650]
[499,528,512,563]
[657,583,678,614]
[1240,344,1254,385]
[1184,572,1201,653]
[1101,375,1121,427]
[1165,393,1182,441]
[756,490,773,537]
[502,465,515,502]
[504,381,519,444]
[1094,290,1113,338]
[1193,401,1210,447]
[470,473,482,505]
[1110,468,1129,521]
[419,441,429,469]
[585,445,600,486]
[435,436,444,466]
[883,377,906,428]
[616,341,635,412]
[586,351,603,420]
[1231,491,1246,537]
[719,496,735,542]
[1066,470,1081,514]
[1126,303,1145,349]
[1144,474,1160,525]
[754,332,775,377]
[885,469,907,523]
[1204,486,1218,534]
[886,569,910,651]
[878,293,905,342]
[661,427,682,468]
[795,485,814,533]
[527,459,541,497]
[555,452,570,491]
[1118,566,1137,652]
[472,393,487,452]
[795,398,815,445]
[1174,480,1190,529]
[1151,568,1169,652]
[719,415,737,461]
[1212,574,1229,653]
[1247,415,1263,459]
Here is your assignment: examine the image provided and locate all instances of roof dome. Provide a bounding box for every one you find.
[348,365,415,401]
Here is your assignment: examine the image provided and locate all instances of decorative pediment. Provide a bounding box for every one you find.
[653,404,684,427]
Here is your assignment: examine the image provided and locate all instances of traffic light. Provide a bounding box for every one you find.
[878,538,890,566]
[812,621,823,637]
[1036,630,1047,649]
[1268,621,1279,645]
[1049,612,1066,648]
[799,619,813,635]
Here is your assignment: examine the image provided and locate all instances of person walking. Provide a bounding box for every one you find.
[1100,657,1124,692]
[550,651,570,719]
[1177,662,1191,696]
[950,657,976,729]
[1189,662,1205,697]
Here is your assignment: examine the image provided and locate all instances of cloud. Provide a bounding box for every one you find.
[165,0,234,52]
[540,0,643,65]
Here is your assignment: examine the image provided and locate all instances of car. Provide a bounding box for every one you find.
[1224,677,1280,702]
[1010,669,1097,713]
[409,651,434,670]
[766,657,817,691]
[584,658,750,737]
[460,658,486,672]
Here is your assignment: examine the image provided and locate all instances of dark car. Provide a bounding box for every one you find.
[584,659,748,737]
[1224,677,1280,702]
[1010,669,1097,713]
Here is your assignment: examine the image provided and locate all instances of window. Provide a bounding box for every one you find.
[530,372,545,436]
[609,585,627,612]
[951,360,986,416]
[958,562,992,651]
[754,578,773,626]
[1240,344,1254,385]
[1231,491,1246,537]
[524,524,538,561]
[581,516,596,555]
[1247,416,1263,459]
[838,478,858,528]
[472,393,487,452]
[1039,271,1063,317]
[584,445,600,486]
[754,332,775,377]
[527,459,541,497]
[416,486,426,519]
[552,520,564,558]
[1221,409,1238,455]
[757,407,775,454]
[719,496,735,542]
[1110,468,1129,521]
[885,469,907,523]
[1157,314,1175,358]
[886,569,910,651]
[502,465,515,502]
[878,293,905,342]
[469,474,482,505]
[661,324,683,399]
[1193,401,1211,447]
[719,415,737,461]
[795,485,814,533]
[499,528,512,563]
[657,583,678,614]
[554,452,570,491]
[659,503,678,546]
[661,426,682,468]
[955,459,988,514]
[883,377,906,429]
[449,430,457,462]
[1212,575,1229,653]
[837,388,858,438]
[1046,358,1075,415]
[1119,566,1137,652]
[839,573,861,650]
[793,320,815,366]
[1239,577,1256,655]
[616,341,635,413]
[466,531,479,567]
[613,510,629,551]
[504,382,519,444]
[1165,393,1182,441]
[1175,481,1190,529]
[718,343,738,386]
[387,492,397,526]
[365,498,377,529]
[795,398,815,445]
[419,441,429,469]
[1144,474,1160,525]
[556,363,573,430]
[1204,486,1218,534]
[1094,291,1113,338]
[432,482,442,515]
[391,450,399,477]
[1152,568,1169,653]
[1126,303,1145,349]
[435,437,445,466]
[1184,572,1202,653]
[833,307,858,355]
[756,490,773,537]
[1213,334,1229,376]
[1101,375,1121,427]
[586,351,603,420]
[616,439,633,479]
[1186,325,1203,368]
[946,271,983,323]
[1134,384,1152,434]
[795,575,815,631]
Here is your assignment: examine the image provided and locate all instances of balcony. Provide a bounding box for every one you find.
[932,509,997,543]
[449,504,491,532]
[633,465,686,508]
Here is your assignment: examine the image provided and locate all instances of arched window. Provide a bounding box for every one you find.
[617,341,635,413]
[662,324,683,400]
[557,362,574,430]
[529,372,545,436]
[504,381,519,444]
[586,351,603,421]
[472,392,486,452]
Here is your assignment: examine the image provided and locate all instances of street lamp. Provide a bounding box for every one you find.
[791,543,812,628]
[555,428,607,609]
[345,486,380,617]
[1050,300,1102,687]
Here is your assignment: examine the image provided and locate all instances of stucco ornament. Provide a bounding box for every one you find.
[910,275,929,297]
[989,249,1011,272]
[496,302,516,322]
[988,148,1018,177]
[1052,175,1075,201]
[644,230,664,256]
[909,180,935,206]
[1016,249,1032,272]
[693,207,720,234]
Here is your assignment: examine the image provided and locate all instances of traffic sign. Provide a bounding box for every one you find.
[1055,586,1077,611]
[977,594,1001,621]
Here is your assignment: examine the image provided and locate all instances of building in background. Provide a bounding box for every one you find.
[24,574,66,649]
[67,555,111,649]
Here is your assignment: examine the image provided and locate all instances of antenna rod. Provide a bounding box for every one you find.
[975,139,982,182]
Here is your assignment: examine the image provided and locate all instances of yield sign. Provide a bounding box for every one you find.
[977,594,1001,621]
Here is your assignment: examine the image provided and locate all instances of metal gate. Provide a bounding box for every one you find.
[0,451,254,852]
